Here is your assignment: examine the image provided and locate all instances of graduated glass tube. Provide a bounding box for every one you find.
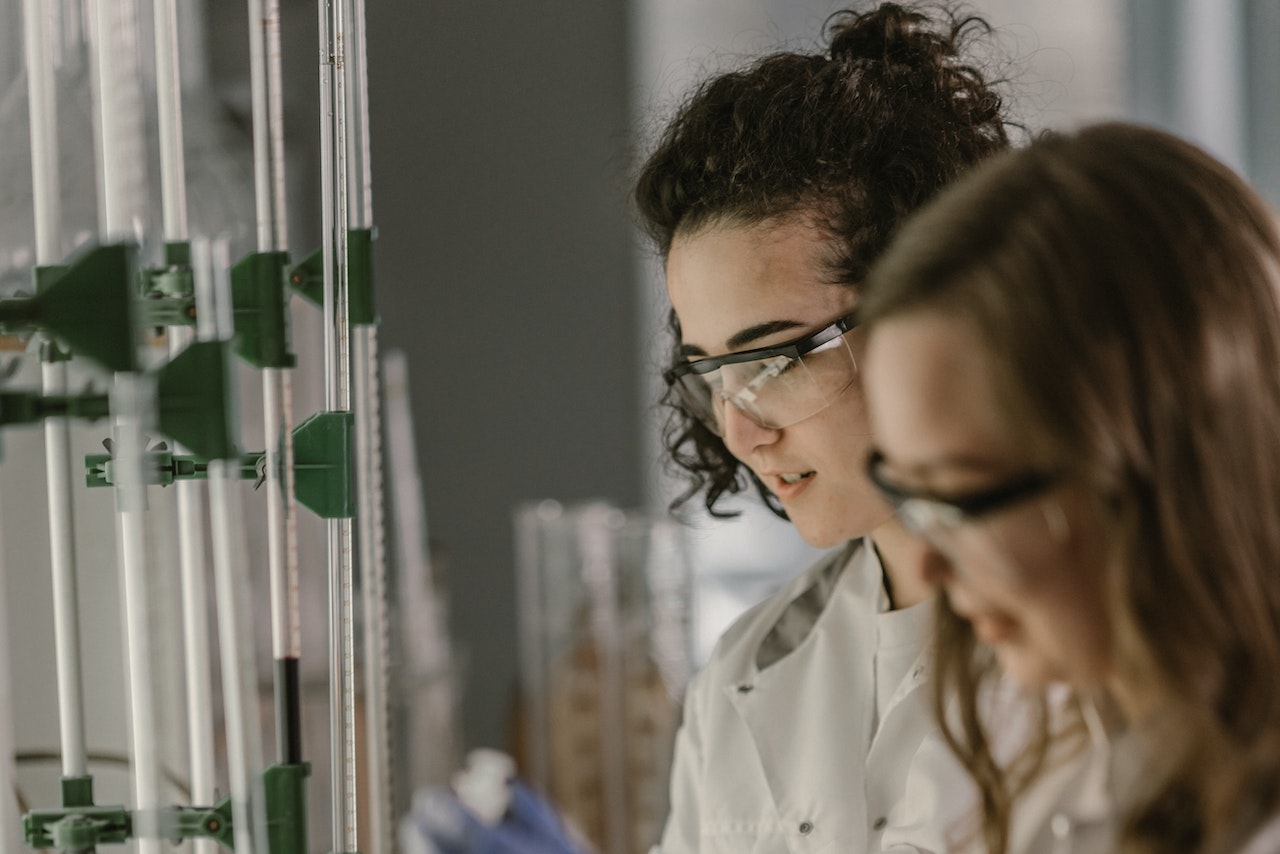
[515,501,692,854]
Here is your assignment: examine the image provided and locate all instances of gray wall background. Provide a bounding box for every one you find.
[364,1,643,751]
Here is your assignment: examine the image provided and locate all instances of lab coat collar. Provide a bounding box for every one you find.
[753,539,880,672]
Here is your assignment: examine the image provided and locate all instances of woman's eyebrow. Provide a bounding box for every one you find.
[677,319,809,361]
[725,319,806,351]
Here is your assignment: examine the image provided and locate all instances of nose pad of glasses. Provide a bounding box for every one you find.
[717,393,782,441]
[1040,498,1071,543]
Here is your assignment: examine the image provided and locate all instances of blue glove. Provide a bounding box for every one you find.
[401,780,592,854]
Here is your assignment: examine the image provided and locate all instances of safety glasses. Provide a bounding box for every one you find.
[663,312,859,435]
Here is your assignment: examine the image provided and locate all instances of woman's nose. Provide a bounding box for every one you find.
[720,400,782,457]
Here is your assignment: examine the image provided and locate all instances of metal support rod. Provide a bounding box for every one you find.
[90,0,148,240]
[152,0,187,239]
[0,519,22,851]
[24,0,90,786]
[24,0,61,261]
[320,0,359,848]
[198,236,270,854]
[111,372,164,854]
[91,3,161,852]
[152,4,221,852]
[247,0,304,765]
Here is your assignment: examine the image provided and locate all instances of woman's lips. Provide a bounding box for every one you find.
[769,471,816,502]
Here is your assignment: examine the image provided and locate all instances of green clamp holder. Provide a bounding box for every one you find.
[76,338,238,463]
[137,240,197,331]
[264,762,311,852]
[290,228,378,325]
[156,339,238,461]
[61,775,94,809]
[159,801,234,848]
[231,251,296,369]
[25,765,311,851]
[24,804,131,849]
[288,248,322,308]
[293,411,356,519]
[85,450,261,488]
[4,243,141,373]
[84,410,352,519]
[348,226,377,325]
[0,390,110,426]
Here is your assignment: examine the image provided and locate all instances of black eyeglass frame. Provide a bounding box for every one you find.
[865,449,1060,522]
[663,312,860,385]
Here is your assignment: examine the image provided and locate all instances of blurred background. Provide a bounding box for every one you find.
[1,0,1277,851]
[357,0,1279,753]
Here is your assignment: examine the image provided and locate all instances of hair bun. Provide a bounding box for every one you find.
[826,3,960,72]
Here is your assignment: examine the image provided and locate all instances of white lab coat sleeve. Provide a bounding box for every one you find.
[649,667,708,854]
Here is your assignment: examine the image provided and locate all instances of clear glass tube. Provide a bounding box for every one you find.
[355,325,392,853]
[319,0,358,847]
[515,502,693,854]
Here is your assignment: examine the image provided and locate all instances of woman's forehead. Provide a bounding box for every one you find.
[865,313,1020,473]
[667,219,853,353]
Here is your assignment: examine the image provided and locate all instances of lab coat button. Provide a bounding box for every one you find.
[798,821,813,835]
[1051,813,1072,840]
[873,816,887,831]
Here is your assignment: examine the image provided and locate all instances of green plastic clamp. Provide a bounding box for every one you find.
[290,228,378,325]
[137,295,197,330]
[293,411,356,519]
[84,407,352,518]
[160,802,234,848]
[60,776,94,809]
[5,244,140,373]
[0,391,110,426]
[34,264,67,296]
[156,339,238,461]
[137,240,197,330]
[24,804,131,849]
[85,451,261,488]
[231,251,296,369]
[288,248,323,308]
[264,762,311,853]
[347,227,377,325]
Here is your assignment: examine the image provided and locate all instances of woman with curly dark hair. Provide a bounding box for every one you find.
[633,3,1016,852]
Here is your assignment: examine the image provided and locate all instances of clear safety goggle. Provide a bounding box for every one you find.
[865,449,1067,581]
[663,312,860,436]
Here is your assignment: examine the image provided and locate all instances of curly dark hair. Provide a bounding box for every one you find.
[634,2,1015,518]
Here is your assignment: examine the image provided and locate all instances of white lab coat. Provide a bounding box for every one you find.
[998,700,1280,854]
[651,539,977,854]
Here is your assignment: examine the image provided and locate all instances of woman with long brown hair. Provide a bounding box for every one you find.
[861,122,1280,853]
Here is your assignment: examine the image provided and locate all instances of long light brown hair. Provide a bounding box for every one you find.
[861,123,1280,853]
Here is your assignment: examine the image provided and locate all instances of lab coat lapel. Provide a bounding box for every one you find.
[724,542,884,848]
[867,648,930,770]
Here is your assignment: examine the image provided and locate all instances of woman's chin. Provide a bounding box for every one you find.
[993,642,1062,689]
